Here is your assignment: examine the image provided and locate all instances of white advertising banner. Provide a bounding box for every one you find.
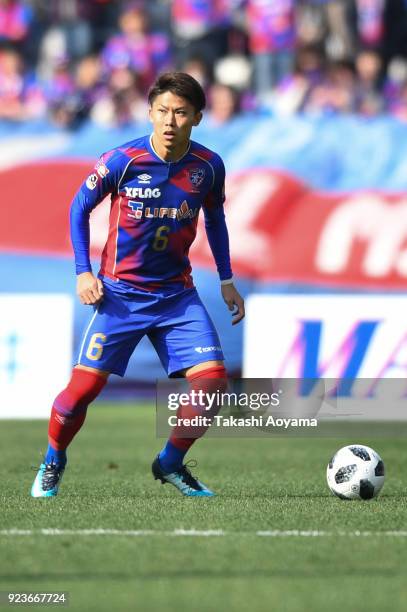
[0,294,73,418]
[243,294,407,420]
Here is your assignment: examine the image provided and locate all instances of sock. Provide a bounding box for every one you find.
[47,368,107,452]
[158,441,187,474]
[45,443,67,468]
[159,365,227,472]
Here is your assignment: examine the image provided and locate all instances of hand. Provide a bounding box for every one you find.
[221,283,245,325]
[77,272,104,305]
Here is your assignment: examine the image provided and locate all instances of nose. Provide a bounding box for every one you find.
[165,111,176,126]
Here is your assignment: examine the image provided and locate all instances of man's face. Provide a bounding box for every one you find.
[149,91,202,151]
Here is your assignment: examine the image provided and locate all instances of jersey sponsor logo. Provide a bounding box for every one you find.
[137,173,151,184]
[127,199,199,221]
[124,186,161,198]
[176,200,199,220]
[127,200,143,219]
[86,173,98,190]
[95,161,109,178]
[127,202,179,220]
[189,167,205,187]
[195,345,222,354]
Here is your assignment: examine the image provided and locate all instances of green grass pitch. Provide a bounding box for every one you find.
[1,403,407,612]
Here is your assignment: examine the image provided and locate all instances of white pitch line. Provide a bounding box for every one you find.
[257,530,407,537]
[41,529,156,536]
[1,529,407,538]
[257,530,329,537]
[0,529,224,537]
[0,529,32,535]
[172,529,224,536]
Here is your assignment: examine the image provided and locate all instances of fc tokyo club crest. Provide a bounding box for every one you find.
[189,167,205,188]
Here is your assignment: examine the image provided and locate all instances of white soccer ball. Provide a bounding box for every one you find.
[326,444,385,500]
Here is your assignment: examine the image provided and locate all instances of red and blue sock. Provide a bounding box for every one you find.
[45,444,67,468]
[158,365,227,473]
[45,368,106,466]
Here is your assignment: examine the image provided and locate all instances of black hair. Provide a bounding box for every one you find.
[148,72,206,113]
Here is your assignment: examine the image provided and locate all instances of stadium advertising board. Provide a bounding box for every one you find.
[0,295,73,418]
[243,295,407,420]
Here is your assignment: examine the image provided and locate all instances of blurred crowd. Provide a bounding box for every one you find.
[1,0,407,129]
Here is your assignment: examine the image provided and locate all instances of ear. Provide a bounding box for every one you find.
[148,107,153,123]
[193,111,202,126]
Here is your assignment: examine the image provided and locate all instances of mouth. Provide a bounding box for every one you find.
[163,131,176,139]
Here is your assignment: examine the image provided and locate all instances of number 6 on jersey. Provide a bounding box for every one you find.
[86,333,107,361]
[153,225,170,251]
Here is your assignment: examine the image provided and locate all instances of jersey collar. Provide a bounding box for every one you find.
[147,134,191,164]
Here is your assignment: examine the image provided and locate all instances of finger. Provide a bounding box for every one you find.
[97,279,104,295]
[78,292,89,305]
[81,290,97,305]
[90,286,102,301]
[232,311,244,325]
[232,302,245,325]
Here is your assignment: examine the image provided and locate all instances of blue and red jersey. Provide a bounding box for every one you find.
[356,0,385,47]
[101,33,171,91]
[70,134,232,293]
[246,0,296,53]
[0,1,33,42]
[171,0,234,31]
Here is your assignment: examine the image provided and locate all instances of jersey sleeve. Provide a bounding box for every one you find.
[70,149,126,274]
[202,154,233,281]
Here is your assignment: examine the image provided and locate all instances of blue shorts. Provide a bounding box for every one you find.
[76,278,224,377]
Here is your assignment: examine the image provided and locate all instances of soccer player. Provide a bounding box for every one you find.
[31,72,244,498]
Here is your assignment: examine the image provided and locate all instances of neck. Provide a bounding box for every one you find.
[151,135,189,162]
